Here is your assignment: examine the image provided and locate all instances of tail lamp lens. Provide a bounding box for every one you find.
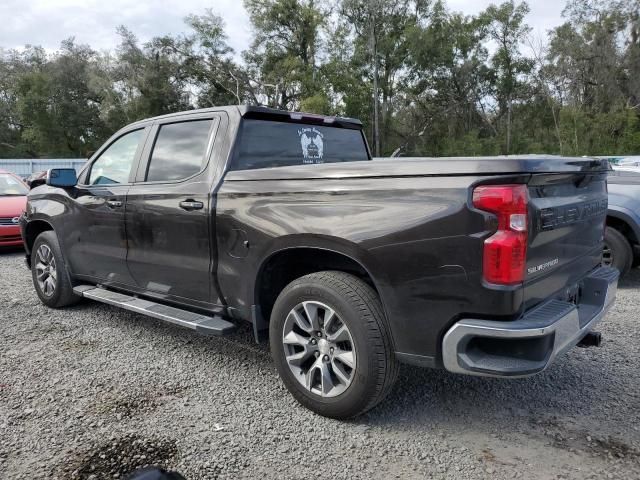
[473,185,529,285]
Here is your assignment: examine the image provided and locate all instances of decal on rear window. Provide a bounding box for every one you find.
[232,119,369,170]
[298,127,324,163]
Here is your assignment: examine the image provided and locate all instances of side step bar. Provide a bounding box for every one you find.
[73,285,236,336]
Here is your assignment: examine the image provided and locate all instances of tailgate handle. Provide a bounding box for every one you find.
[179,200,204,211]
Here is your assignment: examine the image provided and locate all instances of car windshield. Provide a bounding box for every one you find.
[0,174,28,196]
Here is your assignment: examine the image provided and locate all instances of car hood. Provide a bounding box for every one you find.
[0,195,27,217]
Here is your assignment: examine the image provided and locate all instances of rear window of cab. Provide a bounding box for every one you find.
[231,119,370,171]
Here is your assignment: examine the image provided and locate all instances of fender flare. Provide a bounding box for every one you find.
[250,235,394,342]
[607,206,640,242]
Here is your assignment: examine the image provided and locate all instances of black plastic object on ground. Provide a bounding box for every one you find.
[126,467,186,480]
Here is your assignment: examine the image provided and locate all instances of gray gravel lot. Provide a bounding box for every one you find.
[1,249,639,480]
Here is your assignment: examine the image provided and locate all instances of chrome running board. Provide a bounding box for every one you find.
[73,285,236,336]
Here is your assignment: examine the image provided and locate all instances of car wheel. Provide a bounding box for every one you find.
[31,231,80,308]
[602,227,632,276]
[269,271,398,419]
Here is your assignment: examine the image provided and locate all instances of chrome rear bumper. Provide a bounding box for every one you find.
[442,266,619,377]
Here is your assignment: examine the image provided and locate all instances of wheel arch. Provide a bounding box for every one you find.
[24,219,55,255]
[606,210,639,247]
[253,243,390,338]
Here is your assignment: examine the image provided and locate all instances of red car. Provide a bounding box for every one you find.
[0,170,28,247]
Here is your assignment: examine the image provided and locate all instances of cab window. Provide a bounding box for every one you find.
[232,119,370,171]
[89,129,144,185]
[145,119,214,182]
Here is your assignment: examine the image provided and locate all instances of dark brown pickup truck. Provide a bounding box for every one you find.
[21,106,618,418]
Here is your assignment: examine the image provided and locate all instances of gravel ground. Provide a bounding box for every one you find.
[1,249,639,480]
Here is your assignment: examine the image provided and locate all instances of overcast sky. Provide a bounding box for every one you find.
[1,0,567,56]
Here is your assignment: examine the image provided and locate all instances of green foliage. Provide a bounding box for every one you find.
[0,0,639,159]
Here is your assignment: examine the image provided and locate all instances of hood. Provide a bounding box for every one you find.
[0,195,27,217]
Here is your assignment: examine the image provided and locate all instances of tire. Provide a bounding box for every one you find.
[31,231,80,308]
[603,227,632,276]
[269,271,398,419]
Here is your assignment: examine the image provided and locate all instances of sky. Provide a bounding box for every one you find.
[0,0,567,55]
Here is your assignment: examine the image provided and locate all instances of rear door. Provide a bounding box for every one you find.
[124,114,223,309]
[524,171,609,308]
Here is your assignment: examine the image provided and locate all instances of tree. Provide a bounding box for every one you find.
[405,1,494,155]
[1,0,639,159]
[1,40,108,157]
[482,1,533,154]
[113,27,192,121]
[340,0,430,155]
[243,0,328,111]
[151,10,256,107]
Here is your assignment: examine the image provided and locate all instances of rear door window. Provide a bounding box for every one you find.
[232,120,369,170]
[145,119,214,182]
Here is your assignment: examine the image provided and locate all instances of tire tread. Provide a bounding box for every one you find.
[272,270,398,418]
[32,231,80,308]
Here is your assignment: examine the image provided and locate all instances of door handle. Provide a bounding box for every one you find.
[106,200,123,208]
[179,200,204,211]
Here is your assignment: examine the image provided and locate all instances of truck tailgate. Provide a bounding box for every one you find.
[524,171,609,309]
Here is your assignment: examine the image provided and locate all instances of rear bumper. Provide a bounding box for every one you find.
[442,266,619,377]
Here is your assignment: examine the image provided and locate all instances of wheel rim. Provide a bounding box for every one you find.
[282,301,357,398]
[602,243,613,267]
[35,244,57,297]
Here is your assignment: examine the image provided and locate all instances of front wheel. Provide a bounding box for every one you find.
[269,271,398,419]
[31,231,80,308]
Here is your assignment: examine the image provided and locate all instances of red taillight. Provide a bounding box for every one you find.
[473,185,529,285]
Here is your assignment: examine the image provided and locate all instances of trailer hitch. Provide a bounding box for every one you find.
[577,331,602,348]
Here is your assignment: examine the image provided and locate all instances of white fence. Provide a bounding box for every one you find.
[0,159,87,177]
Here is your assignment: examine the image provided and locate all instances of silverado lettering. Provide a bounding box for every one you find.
[528,258,560,275]
[540,199,608,231]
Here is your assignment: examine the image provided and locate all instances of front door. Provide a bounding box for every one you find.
[124,116,221,308]
[64,127,147,285]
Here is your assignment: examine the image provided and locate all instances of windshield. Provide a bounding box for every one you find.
[0,174,29,196]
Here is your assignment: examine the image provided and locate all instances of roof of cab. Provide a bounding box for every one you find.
[127,105,362,129]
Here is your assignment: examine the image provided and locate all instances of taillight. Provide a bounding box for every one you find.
[473,185,529,285]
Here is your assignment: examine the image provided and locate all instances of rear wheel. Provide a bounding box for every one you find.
[31,231,80,308]
[269,271,398,419]
[602,227,632,276]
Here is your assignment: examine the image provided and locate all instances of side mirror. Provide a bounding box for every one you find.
[46,168,78,188]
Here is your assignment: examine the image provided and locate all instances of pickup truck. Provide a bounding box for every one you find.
[20,106,618,419]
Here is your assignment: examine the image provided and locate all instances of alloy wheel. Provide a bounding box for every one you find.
[35,244,57,297]
[282,301,357,398]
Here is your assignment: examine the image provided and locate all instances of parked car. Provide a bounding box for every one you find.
[605,169,640,275]
[0,169,28,247]
[610,156,640,173]
[20,106,618,419]
[24,170,48,188]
